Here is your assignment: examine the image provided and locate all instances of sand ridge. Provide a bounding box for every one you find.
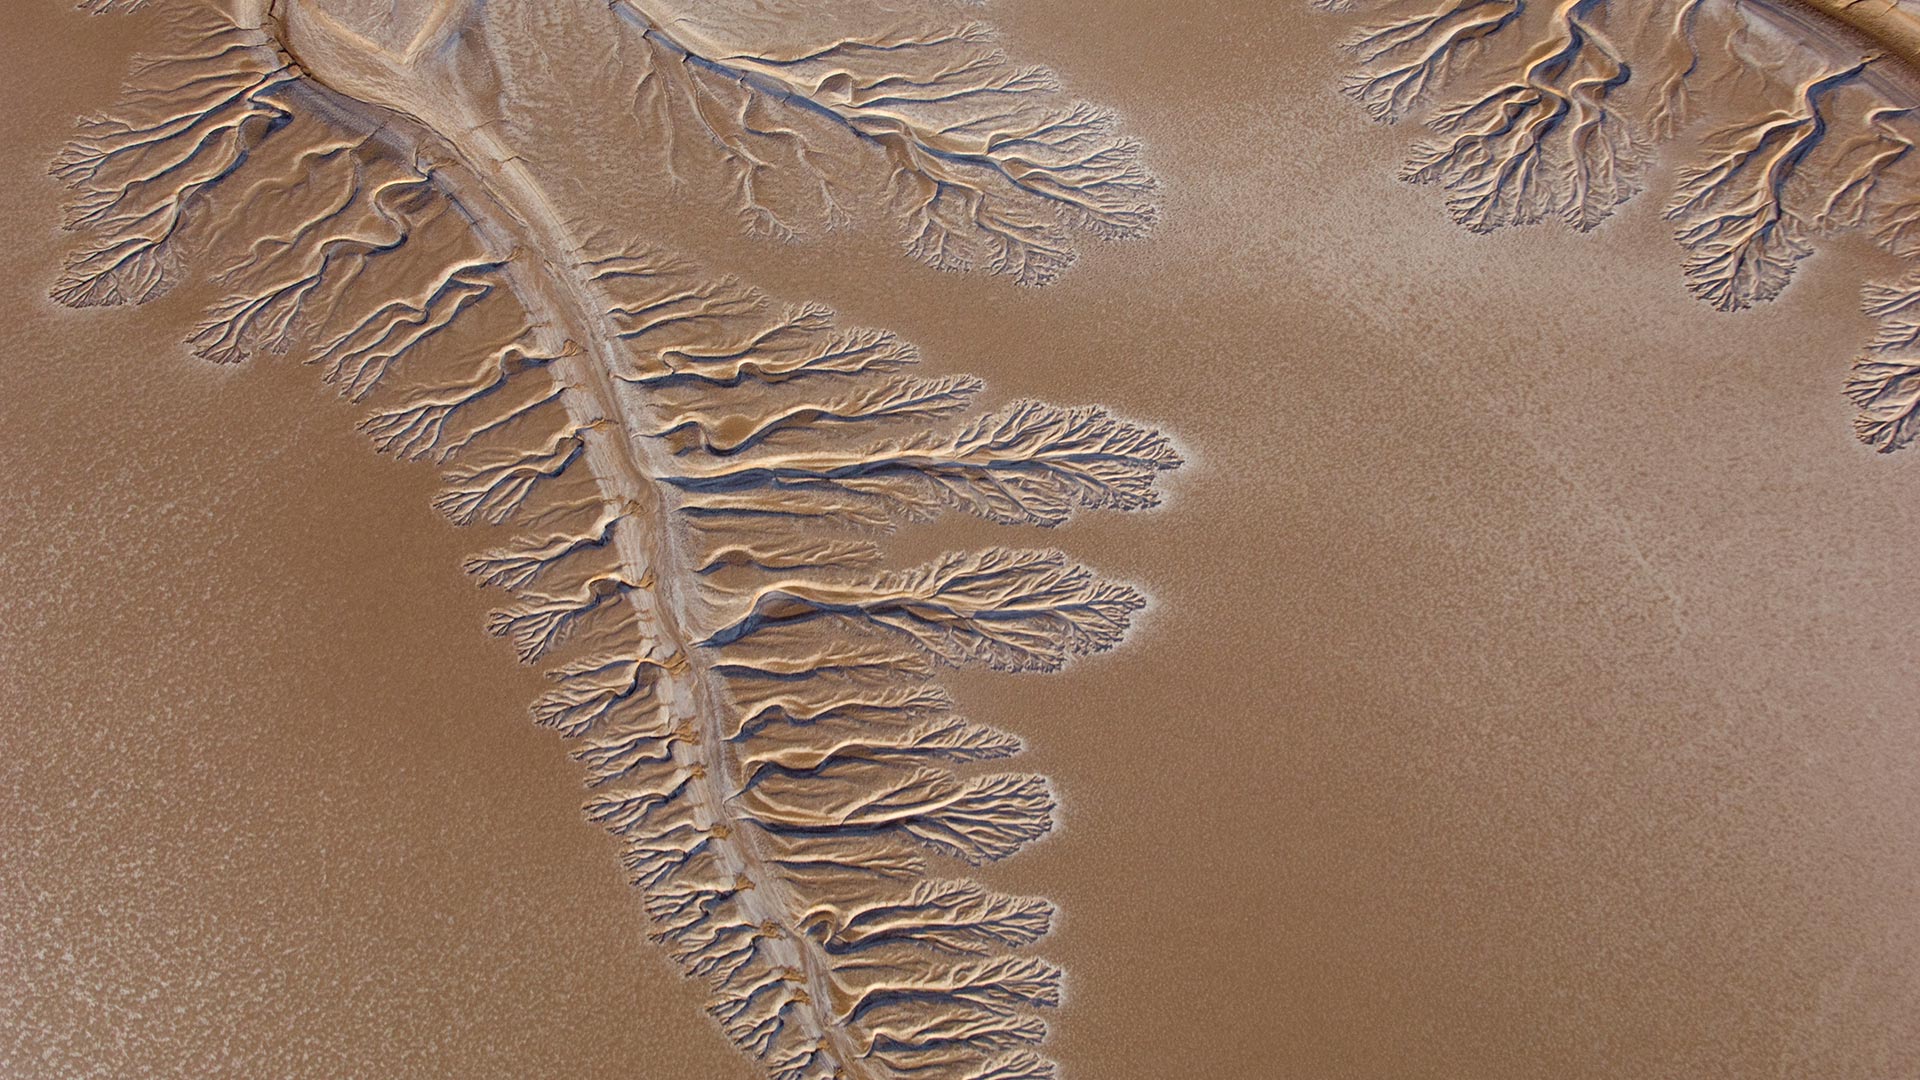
[47,1,1178,1077]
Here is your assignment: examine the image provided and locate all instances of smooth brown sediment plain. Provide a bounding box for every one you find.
[8,1,1920,1079]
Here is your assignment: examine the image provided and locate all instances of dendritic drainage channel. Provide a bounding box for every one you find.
[1321,0,1920,452]
[50,2,1178,1078]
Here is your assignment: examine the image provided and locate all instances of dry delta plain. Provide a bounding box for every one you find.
[7,1,1920,1077]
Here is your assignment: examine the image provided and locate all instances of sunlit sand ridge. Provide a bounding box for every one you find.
[1323,0,1920,451]
[49,2,1176,1077]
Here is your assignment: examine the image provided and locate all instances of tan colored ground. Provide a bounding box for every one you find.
[6,2,1920,1078]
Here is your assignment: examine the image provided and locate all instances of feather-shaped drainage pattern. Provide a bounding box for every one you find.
[598,0,1160,284]
[1323,0,1920,452]
[51,7,1180,1079]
